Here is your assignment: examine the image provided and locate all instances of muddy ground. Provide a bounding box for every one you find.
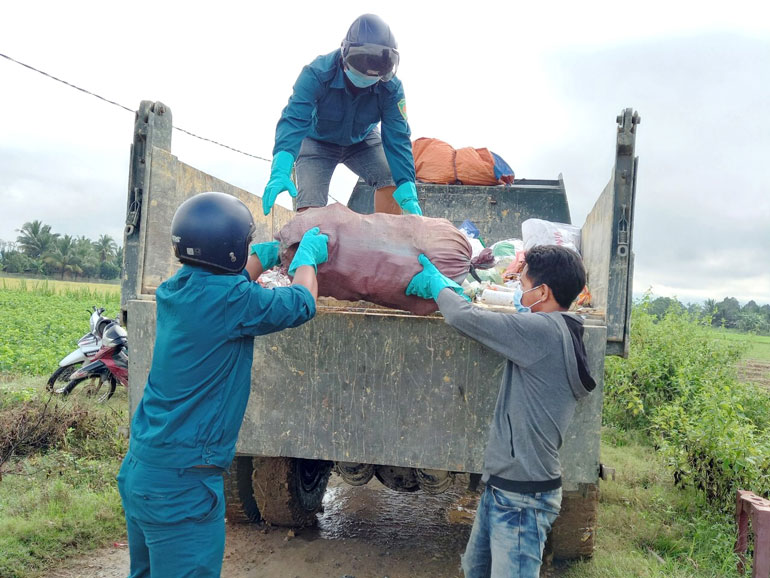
[50,474,566,578]
[52,474,473,578]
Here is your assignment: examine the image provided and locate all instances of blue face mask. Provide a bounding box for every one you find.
[512,284,544,313]
[345,67,379,88]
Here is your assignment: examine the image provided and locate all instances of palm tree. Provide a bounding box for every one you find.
[93,234,117,263]
[74,236,93,260]
[75,236,99,278]
[16,220,59,258]
[114,245,124,269]
[44,235,83,280]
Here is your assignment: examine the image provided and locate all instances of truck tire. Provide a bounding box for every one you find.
[251,457,332,527]
[224,456,262,524]
[550,484,599,559]
[374,465,420,492]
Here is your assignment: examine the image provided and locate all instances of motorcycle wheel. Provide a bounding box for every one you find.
[58,374,109,401]
[46,364,80,392]
[97,376,118,403]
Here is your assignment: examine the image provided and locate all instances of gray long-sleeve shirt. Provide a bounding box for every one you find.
[437,290,594,491]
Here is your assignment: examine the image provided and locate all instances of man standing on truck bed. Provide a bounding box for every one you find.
[117,192,329,577]
[261,13,422,218]
[405,245,596,578]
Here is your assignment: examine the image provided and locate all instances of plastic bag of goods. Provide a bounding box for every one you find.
[521,218,581,254]
[275,204,472,315]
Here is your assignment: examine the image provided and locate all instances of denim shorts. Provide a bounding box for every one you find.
[294,127,395,209]
[461,484,562,578]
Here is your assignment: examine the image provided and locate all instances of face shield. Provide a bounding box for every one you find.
[342,41,400,82]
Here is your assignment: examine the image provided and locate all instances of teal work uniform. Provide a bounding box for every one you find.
[274,49,415,187]
[118,265,315,577]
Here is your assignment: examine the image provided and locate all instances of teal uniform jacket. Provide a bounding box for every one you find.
[273,49,415,187]
[129,264,316,469]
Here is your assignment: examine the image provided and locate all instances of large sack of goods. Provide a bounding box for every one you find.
[276,204,472,315]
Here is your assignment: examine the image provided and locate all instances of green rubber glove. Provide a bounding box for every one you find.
[288,227,329,275]
[262,151,298,216]
[249,241,281,269]
[393,182,423,216]
[406,254,470,302]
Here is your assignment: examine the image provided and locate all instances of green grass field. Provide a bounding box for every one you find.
[0,376,745,577]
[0,376,128,577]
[710,328,770,362]
[563,429,741,577]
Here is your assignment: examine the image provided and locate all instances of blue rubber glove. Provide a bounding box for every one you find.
[406,254,470,302]
[392,182,423,216]
[288,227,329,275]
[249,241,281,269]
[262,151,298,216]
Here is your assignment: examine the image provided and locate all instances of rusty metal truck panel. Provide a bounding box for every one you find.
[126,299,607,491]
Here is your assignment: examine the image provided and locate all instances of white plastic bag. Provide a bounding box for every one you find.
[521,219,581,255]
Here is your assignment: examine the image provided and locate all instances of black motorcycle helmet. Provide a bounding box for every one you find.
[171,192,256,274]
[341,14,399,82]
[101,322,128,349]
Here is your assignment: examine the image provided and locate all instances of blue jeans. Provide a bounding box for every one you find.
[117,453,226,577]
[295,127,395,209]
[461,484,562,578]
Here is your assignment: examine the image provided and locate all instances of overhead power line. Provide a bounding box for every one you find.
[0,51,271,162]
[0,51,348,205]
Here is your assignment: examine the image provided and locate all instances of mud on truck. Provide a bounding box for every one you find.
[121,101,639,560]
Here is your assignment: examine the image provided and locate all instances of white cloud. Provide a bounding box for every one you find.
[1,0,769,304]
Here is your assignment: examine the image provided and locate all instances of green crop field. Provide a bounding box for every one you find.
[0,283,121,375]
[710,328,770,362]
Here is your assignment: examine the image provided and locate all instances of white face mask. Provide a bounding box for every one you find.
[512,284,544,313]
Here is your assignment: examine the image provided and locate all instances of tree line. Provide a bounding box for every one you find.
[0,220,122,281]
[647,295,770,335]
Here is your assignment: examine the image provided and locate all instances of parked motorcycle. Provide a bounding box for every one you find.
[46,306,109,391]
[56,318,128,402]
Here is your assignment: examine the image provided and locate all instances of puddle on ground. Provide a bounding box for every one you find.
[305,473,478,554]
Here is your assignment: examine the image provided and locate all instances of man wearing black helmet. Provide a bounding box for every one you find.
[117,192,329,577]
[262,14,422,218]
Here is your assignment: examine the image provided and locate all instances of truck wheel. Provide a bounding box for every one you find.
[415,468,454,494]
[550,484,599,559]
[224,456,262,524]
[335,461,374,486]
[251,457,332,527]
[374,465,420,492]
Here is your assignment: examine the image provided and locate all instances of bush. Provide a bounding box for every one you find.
[0,252,35,274]
[0,396,126,463]
[0,378,127,577]
[604,297,770,510]
[604,298,742,431]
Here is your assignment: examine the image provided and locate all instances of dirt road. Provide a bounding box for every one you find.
[52,474,479,578]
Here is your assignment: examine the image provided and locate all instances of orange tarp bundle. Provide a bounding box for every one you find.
[412,137,499,186]
[456,147,497,186]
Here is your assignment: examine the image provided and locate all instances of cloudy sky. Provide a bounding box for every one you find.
[1,1,768,305]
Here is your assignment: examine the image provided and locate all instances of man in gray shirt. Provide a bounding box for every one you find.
[406,245,596,578]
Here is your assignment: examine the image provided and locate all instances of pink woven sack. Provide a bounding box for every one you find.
[275,204,472,315]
